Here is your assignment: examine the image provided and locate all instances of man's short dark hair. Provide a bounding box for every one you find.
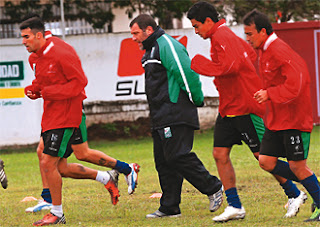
[243,9,273,35]
[19,16,45,35]
[187,1,219,23]
[129,14,157,30]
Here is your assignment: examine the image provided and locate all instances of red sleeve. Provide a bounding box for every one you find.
[191,40,239,77]
[267,60,307,104]
[25,55,42,99]
[242,38,257,63]
[41,50,88,101]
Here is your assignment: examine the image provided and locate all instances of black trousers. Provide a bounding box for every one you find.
[152,125,222,214]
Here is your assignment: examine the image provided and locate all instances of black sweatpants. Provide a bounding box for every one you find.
[152,125,222,215]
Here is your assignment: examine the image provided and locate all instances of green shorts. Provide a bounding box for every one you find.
[214,114,265,153]
[260,128,310,161]
[42,113,88,158]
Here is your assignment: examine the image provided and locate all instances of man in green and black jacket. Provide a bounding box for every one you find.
[130,14,223,218]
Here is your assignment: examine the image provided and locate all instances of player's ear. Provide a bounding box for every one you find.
[35,32,43,39]
[145,26,154,36]
[260,28,267,35]
[204,17,214,26]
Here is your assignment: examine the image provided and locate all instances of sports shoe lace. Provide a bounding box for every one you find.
[43,213,53,219]
[286,198,294,211]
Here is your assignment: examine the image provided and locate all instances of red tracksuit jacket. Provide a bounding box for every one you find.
[25,34,88,132]
[191,19,265,118]
[258,33,313,132]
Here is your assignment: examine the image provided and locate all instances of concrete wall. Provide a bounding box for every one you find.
[84,97,219,130]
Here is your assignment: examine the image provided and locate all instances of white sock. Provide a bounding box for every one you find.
[95,171,110,185]
[51,205,63,218]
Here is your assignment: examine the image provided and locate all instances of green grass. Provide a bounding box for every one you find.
[0,126,319,226]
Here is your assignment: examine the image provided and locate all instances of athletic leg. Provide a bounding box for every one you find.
[72,114,140,194]
[57,158,120,205]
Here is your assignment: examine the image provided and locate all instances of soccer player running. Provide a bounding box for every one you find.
[21,26,139,213]
[243,9,320,222]
[20,17,139,225]
[187,1,306,222]
[0,159,8,189]
[130,14,223,218]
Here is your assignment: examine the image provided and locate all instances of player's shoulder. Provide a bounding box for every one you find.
[268,38,292,60]
[48,38,75,56]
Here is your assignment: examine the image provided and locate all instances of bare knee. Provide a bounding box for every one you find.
[73,149,88,161]
[259,161,271,172]
[72,143,90,161]
[213,148,230,164]
[40,158,55,173]
[37,144,44,160]
[259,156,276,172]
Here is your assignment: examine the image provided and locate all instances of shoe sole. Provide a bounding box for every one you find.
[213,214,245,222]
[146,214,181,218]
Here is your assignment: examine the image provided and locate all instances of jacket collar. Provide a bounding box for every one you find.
[35,39,54,57]
[142,26,165,50]
[261,32,278,51]
[206,19,226,38]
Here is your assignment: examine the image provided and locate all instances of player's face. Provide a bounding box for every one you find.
[21,28,42,53]
[244,24,265,49]
[130,23,149,50]
[190,18,212,39]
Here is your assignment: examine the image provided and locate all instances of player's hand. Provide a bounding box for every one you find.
[254,89,268,104]
[26,90,41,100]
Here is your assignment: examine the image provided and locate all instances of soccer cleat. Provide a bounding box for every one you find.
[146,210,181,218]
[304,207,320,222]
[33,213,66,226]
[125,163,140,195]
[311,200,316,213]
[212,206,246,222]
[0,159,8,189]
[26,200,53,213]
[208,186,223,212]
[284,191,307,218]
[104,170,120,205]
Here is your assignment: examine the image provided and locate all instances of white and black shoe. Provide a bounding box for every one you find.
[146,210,181,218]
[284,191,307,218]
[208,186,223,212]
[0,159,8,189]
[125,163,140,195]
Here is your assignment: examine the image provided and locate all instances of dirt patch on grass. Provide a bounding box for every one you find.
[87,117,152,141]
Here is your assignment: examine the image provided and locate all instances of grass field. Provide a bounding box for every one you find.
[0,126,319,227]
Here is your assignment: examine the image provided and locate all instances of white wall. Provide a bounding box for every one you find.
[0,25,245,146]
